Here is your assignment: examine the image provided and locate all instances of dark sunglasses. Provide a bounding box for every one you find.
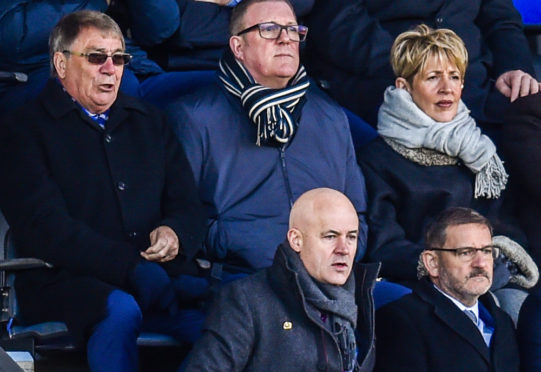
[63,50,132,66]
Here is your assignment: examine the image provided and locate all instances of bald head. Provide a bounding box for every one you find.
[288,188,359,285]
[289,188,358,229]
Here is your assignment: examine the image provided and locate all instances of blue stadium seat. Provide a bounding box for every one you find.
[512,1,541,79]
[513,0,541,26]
[343,107,378,149]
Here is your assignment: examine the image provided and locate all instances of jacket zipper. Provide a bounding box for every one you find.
[279,144,294,208]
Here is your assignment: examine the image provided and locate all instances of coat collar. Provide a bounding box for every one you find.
[415,277,495,362]
[39,79,149,132]
[268,242,379,371]
[268,242,380,301]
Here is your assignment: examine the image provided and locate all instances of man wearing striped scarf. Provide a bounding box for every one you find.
[167,0,368,277]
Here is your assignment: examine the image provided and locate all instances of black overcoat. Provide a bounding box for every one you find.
[0,79,205,342]
[502,92,541,266]
[375,278,519,372]
[357,137,525,282]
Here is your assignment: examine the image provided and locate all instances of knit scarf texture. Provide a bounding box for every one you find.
[218,49,310,147]
[378,86,508,199]
[280,243,358,371]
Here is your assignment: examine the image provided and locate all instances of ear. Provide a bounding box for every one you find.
[287,228,303,253]
[54,51,68,79]
[395,77,411,92]
[229,36,245,62]
[422,251,440,277]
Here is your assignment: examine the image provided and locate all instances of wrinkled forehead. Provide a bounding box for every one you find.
[71,26,125,51]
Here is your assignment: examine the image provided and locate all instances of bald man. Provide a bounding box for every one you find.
[184,188,379,372]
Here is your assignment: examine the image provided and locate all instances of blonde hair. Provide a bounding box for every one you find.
[390,24,468,83]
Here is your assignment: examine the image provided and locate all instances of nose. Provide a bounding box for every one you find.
[277,27,291,43]
[334,237,351,256]
[99,56,117,75]
[438,77,452,93]
[471,250,490,268]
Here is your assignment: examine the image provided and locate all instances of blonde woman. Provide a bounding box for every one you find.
[357,25,535,288]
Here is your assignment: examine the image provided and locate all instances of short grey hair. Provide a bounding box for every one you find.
[229,0,296,36]
[417,253,429,279]
[49,10,125,76]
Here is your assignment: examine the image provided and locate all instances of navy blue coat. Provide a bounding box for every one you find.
[517,287,541,372]
[502,92,541,266]
[0,0,106,72]
[122,0,314,71]
[304,0,535,125]
[375,278,519,372]
[0,80,205,342]
[0,1,108,112]
[167,80,368,270]
[185,242,380,372]
[357,137,526,281]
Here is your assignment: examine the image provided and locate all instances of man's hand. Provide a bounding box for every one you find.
[141,226,179,262]
[495,70,541,102]
[194,0,231,5]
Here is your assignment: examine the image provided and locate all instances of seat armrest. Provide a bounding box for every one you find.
[0,258,52,271]
[0,72,28,83]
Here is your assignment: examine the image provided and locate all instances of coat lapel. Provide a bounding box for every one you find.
[40,79,148,133]
[416,279,491,363]
[107,92,149,132]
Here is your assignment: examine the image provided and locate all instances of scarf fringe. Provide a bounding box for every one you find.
[474,156,509,199]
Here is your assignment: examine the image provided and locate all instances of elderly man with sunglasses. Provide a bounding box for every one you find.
[0,10,206,372]
[374,207,520,372]
[167,0,368,279]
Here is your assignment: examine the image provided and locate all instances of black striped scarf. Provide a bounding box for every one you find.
[218,50,310,147]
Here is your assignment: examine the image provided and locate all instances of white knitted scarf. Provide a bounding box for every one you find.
[378,86,508,199]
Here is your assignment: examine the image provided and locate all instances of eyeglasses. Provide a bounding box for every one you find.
[426,245,500,262]
[63,50,132,66]
[236,22,308,42]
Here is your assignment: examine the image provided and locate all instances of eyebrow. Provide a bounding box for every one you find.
[261,20,298,25]
[90,47,124,53]
[321,229,359,236]
[425,69,460,75]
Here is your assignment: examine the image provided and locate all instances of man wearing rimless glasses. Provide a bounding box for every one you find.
[167,0,368,281]
[0,10,206,372]
[374,207,520,372]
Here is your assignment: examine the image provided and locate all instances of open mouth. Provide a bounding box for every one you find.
[99,83,115,92]
[332,262,348,270]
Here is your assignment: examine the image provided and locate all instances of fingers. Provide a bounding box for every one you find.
[515,73,538,101]
[495,74,512,98]
[509,73,522,102]
[496,70,540,102]
[529,78,540,96]
[143,226,179,262]
[141,240,179,262]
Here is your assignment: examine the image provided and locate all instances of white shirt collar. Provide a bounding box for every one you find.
[433,284,479,320]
